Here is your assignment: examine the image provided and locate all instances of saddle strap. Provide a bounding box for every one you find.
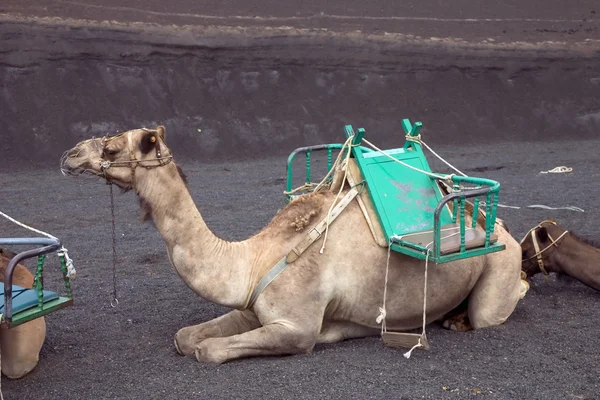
[244,187,359,309]
[286,186,360,263]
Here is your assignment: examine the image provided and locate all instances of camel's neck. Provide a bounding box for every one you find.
[552,235,600,291]
[134,164,253,308]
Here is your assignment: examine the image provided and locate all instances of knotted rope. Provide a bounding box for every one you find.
[540,166,572,174]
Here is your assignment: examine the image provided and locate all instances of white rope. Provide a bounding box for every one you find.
[375,239,393,332]
[57,247,77,279]
[485,202,584,213]
[540,166,572,174]
[319,136,354,254]
[0,211,76,280]
[417,138,584,213]
[312,136,355,194]
[419,140,468,177]
[0,210,57,239]
[360,138,451,180]
[377,227,472,358]
[526,204,584,212]
[377,235,435,359]
[403,248,430,359]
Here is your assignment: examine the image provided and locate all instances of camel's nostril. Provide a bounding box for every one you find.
[67,146,83,158]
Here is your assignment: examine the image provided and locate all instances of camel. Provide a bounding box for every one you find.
[60,126,526,364]
[0,248,47,379]
[521,219,600,291]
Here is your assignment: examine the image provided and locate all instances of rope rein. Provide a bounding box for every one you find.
[108,181,119,308]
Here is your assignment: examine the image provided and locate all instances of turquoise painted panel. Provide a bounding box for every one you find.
[354,149,453,239]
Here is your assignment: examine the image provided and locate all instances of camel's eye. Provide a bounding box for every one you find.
[103,148,119,157]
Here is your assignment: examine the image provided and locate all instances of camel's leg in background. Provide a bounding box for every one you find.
[175,309,261,356]
[442,297,473,332]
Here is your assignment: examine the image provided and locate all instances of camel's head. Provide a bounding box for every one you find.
[519,219,567,279]
[61,126,171,189]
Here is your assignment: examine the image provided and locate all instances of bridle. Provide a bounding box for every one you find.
[519,219,569,283]
[97,128,173,308]
[99,128,173,182]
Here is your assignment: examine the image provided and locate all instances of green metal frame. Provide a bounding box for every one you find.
[283,118,505,264]
[1,239,74,329]
[7,296,73,327]
[285,143,372,203]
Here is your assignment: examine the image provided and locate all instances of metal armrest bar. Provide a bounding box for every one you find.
[433,180,499,260]
[3,241,62,321]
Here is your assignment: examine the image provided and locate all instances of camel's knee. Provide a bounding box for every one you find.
[468,296,517,330]
[469,313,509,330]
[175,311,261,356]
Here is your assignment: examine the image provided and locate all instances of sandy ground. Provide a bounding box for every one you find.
[1,139,600,400]
[1,1,600,399]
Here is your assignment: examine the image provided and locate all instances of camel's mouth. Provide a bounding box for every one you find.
[59,138,108,179]
[60,148,94,177]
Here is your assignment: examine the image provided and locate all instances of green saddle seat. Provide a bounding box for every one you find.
[393,223,499,255]
[0,285,59,314]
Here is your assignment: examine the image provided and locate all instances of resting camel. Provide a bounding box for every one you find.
[521,219,600,291]
[0,248,46,378]
[61,126,526,364]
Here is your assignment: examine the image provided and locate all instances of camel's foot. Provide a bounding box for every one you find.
[442,311,473,332]
[174,310,260,356]
[174,336,183,356]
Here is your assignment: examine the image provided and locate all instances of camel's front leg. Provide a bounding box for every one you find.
[195,323,318,364]
[175,309,260,356]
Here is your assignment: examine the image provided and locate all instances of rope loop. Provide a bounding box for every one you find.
[405,134,422,143]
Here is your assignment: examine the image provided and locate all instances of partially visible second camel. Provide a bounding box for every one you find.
[521,219,600,291]
[0,248,47,378]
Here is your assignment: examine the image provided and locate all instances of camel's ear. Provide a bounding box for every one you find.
[156,125,166,141]
[140,131,158,155]
[537,227,549,242]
